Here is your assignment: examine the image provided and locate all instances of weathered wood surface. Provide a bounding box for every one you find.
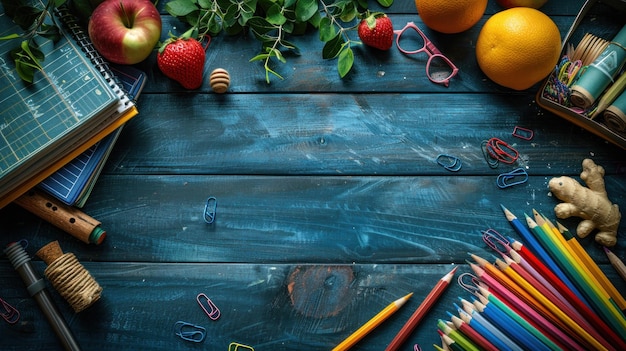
[2,0,626,350]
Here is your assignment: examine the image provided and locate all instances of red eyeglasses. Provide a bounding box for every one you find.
[394,22,459,87]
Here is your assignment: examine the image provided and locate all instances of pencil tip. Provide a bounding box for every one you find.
[603,246,610,253]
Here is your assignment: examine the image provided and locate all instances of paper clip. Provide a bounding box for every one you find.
[496,167,528,188]
[436,154,462,172]
[512,126,534,140]
[1,297,20,324]
[486,138,519,164]
[414,344,422,351]
[197,293,221,320]
[174,321,206,343]
[203,196,217,224]
[228,342,255,351]
[480,140,499,169]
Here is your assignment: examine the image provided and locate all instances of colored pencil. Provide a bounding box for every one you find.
[493,256,612,351]
[507,248,581,317]
[526,214,626,338]
[500,205,586,302]
[449,314,499,351]
[437,319,481,351]
[385,267,457,351]
[439,331,464,351]
[470,263,586,351]
[331,293,412,351]
[471,298,549,351]
[457,307,514,351]
[604,246,626,282]
[555,220,626,310]
[474,287,563,351]
[509,238,596,315]
[460,299,522,351]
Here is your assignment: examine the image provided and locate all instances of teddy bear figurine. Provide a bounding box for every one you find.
[548,158,621,247]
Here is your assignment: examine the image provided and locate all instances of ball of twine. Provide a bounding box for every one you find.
[36,241,102,313]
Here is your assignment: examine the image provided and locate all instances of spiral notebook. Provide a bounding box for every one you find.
[38,65,146,207]
[0,4,138,208]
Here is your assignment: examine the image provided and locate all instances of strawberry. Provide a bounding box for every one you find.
[157,29,206,89]
[358,12,394,51]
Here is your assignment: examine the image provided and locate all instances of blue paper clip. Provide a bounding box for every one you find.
[203,196,217,224]
[229,342,255,351]
[197,293,221,320]
[436,154,462,172]
[1,297,19,324]
[174,321,206,343]
[481,140,499,169]
[496,167,528,188]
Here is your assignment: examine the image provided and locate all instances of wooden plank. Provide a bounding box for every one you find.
[1,262,624,351]
[105,93,626,176]
[3,174,624,264]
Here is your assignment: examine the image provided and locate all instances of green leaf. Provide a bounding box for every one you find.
[266,4,287,25]
[12,6,43,30]
[318,17,335,42]
[38,24,61,42]
[247,16,276,34]
[0,33,21,41]
[165,0,199,16]
[377,0,394,8]
[322,33,345,59]
[337,47,354,78]
[295,0,318,22]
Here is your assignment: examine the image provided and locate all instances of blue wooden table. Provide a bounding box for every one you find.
[2,0,626,350]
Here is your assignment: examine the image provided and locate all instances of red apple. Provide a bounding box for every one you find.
[88,0,162,65]
[496,0,548,8]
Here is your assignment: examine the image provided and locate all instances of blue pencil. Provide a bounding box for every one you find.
[471,297,551,351]
[459,300,523,351]
[500,205,587,304]
[457,307,513,351]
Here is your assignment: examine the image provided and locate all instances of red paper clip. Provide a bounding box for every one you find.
[486,138,519,164]
[512,126,534,140]
[197,293,220,320]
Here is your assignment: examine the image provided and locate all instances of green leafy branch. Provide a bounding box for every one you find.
[0,0,66,82]
[165,0,393,83]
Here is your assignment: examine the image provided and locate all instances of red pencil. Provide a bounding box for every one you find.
[385,267,458,351]
[449,314,499,351]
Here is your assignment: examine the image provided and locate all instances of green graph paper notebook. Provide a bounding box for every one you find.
[0,4,137,208]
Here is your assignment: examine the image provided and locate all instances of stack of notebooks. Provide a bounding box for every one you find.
[0,4,140,209]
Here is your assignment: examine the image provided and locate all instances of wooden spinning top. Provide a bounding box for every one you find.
[36,241,102,313]
[209,68,230,93]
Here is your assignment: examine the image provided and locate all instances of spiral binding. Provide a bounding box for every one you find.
[54,5,134,108]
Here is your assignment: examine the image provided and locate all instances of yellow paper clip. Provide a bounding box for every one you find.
[229,342,255,351]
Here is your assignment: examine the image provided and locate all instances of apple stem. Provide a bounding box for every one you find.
[119,2,134,29]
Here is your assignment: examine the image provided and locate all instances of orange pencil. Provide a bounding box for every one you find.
[385,267,457,351]
[332,293,412,351]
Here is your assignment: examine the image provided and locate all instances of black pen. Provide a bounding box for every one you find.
[4,242,82,351]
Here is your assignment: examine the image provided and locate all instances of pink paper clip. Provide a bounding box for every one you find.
[196,293,220,320]
[1,297,20,324]
[512,126,534,140]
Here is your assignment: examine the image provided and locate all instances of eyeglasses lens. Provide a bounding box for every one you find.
[428,56,455,82]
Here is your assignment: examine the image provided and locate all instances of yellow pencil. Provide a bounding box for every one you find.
[555,221,626,310]
[332,293,413,351]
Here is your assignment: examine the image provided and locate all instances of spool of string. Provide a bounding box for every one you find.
[36,241,102,313]
[604,89,626,133]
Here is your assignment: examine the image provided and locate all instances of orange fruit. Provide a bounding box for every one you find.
[476,7,561,90]
[415,0,488,34]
